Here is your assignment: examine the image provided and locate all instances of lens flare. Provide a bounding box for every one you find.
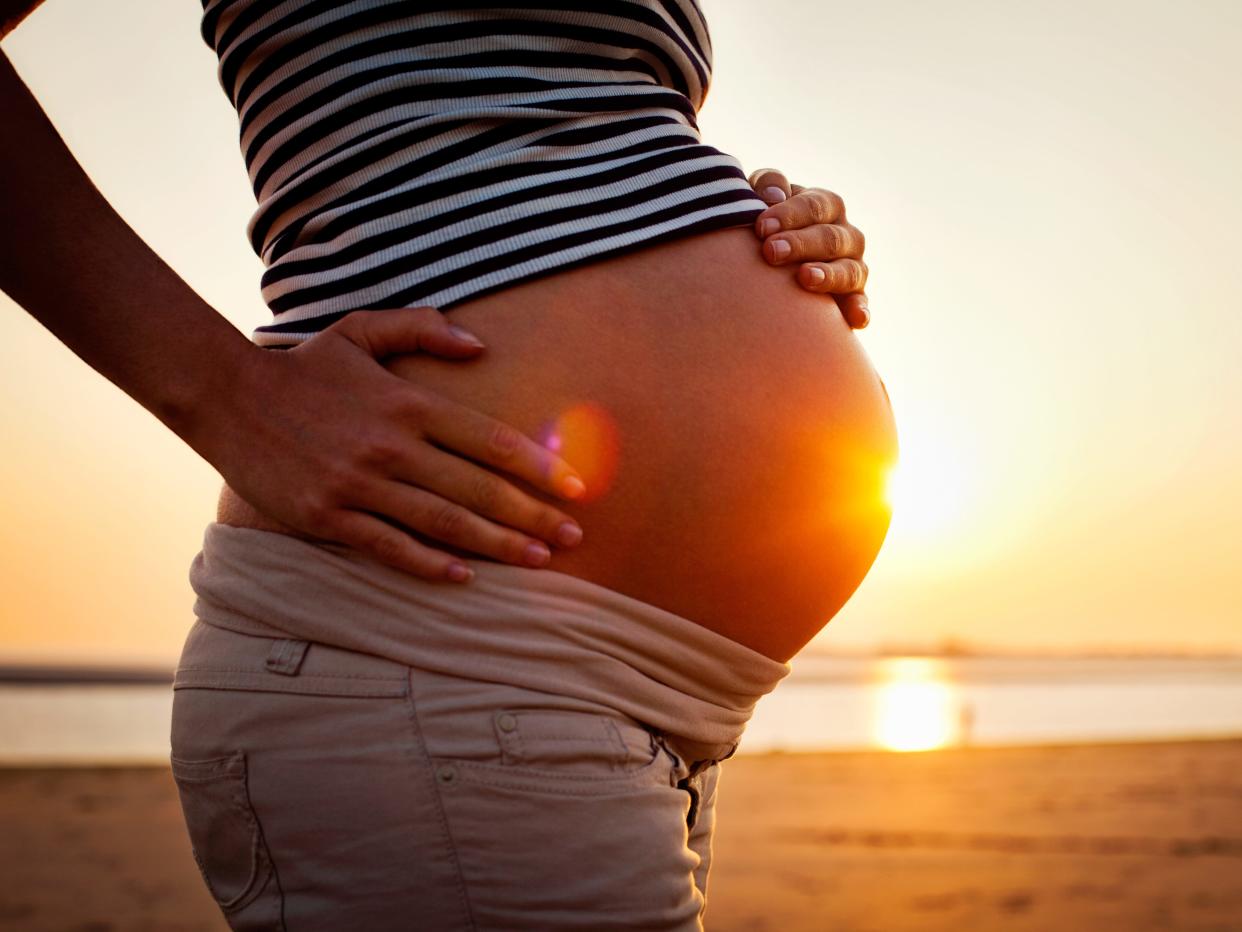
[535,401,621,503]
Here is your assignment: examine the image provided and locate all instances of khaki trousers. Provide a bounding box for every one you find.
[171,524,789,931]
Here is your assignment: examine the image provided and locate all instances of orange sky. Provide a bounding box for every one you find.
[2,0,1240,664]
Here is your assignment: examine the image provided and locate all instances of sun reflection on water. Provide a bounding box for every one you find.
[873,657,964,752]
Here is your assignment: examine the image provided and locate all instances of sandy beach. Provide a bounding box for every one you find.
[1,738,1239,931]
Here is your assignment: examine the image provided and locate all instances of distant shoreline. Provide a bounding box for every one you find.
[3,648,1242,686]
[0,665,172,686]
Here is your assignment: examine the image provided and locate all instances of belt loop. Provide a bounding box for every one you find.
[265,638,310,676]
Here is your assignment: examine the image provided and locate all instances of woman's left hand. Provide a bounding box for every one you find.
[747,168,870,330]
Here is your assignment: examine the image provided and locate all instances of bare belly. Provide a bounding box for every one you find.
[217,226,898,662]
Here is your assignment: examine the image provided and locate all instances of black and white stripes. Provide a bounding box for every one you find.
[200,1,766,346]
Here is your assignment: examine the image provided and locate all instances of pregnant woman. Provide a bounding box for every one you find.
[2,2,896,929]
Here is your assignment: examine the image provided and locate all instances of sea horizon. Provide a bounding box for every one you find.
[4,641,1242,686]
[3,653,1240,765]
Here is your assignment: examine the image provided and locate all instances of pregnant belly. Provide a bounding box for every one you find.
[218,226,897,662]
[386,226,897,661]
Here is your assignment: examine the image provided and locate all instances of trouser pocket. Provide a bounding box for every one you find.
[170,751,283,930]
[169,620,472,931]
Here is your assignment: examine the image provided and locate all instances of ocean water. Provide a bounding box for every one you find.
[1,656,1240,764]
[743,655,1242,753]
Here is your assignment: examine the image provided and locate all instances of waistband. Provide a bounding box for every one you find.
[188,523,790,765]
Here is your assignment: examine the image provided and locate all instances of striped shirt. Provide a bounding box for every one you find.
[199,0,768,347]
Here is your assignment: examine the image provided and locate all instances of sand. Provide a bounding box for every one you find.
[1,739,1239,931]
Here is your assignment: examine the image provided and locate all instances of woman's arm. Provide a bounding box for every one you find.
[0,49,586,582]
[0,50,260,446]
[0,0,44,41]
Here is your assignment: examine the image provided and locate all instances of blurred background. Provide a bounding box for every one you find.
[2,1,1240,929]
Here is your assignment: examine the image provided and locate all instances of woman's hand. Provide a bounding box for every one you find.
[2,53,581,585]
[747,168,871,329]
[200,308,586,584]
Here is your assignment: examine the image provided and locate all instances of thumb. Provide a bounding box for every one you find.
[332,307,486,360]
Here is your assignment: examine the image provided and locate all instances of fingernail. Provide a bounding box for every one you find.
[759,218,781,237]
[806,266,826,284]
[556,522,583,547]
[447,562,474,583]
[524,541,551,567]
[560,475,586,499]
[857,307,871,328]
[769,239,791,261]
[761,186,787,204]
[449,324,484,347]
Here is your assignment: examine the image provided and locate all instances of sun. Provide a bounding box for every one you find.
[882,417,978,541]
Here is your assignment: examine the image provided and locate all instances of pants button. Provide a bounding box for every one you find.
[496,712,518,733]
[436,764,458,785]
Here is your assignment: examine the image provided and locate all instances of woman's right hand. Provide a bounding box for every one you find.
[199,307,586,583]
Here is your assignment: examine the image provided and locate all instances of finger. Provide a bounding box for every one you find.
[416,395,587,501]
[331,306,487,360]
[763,223,865,265]
[396,440,584,549]
[362,479,558,569]
[754,187,847,238]
[836,292,871,330]
[327,509,475,582]
[747,167,792,206]
[797,259,869,295]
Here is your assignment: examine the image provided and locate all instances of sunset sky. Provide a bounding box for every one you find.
[2,0,1240,665]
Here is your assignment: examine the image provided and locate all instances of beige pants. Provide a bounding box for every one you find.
[171,524,789,931]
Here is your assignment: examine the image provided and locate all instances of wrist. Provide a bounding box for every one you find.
[160,320,265,463]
